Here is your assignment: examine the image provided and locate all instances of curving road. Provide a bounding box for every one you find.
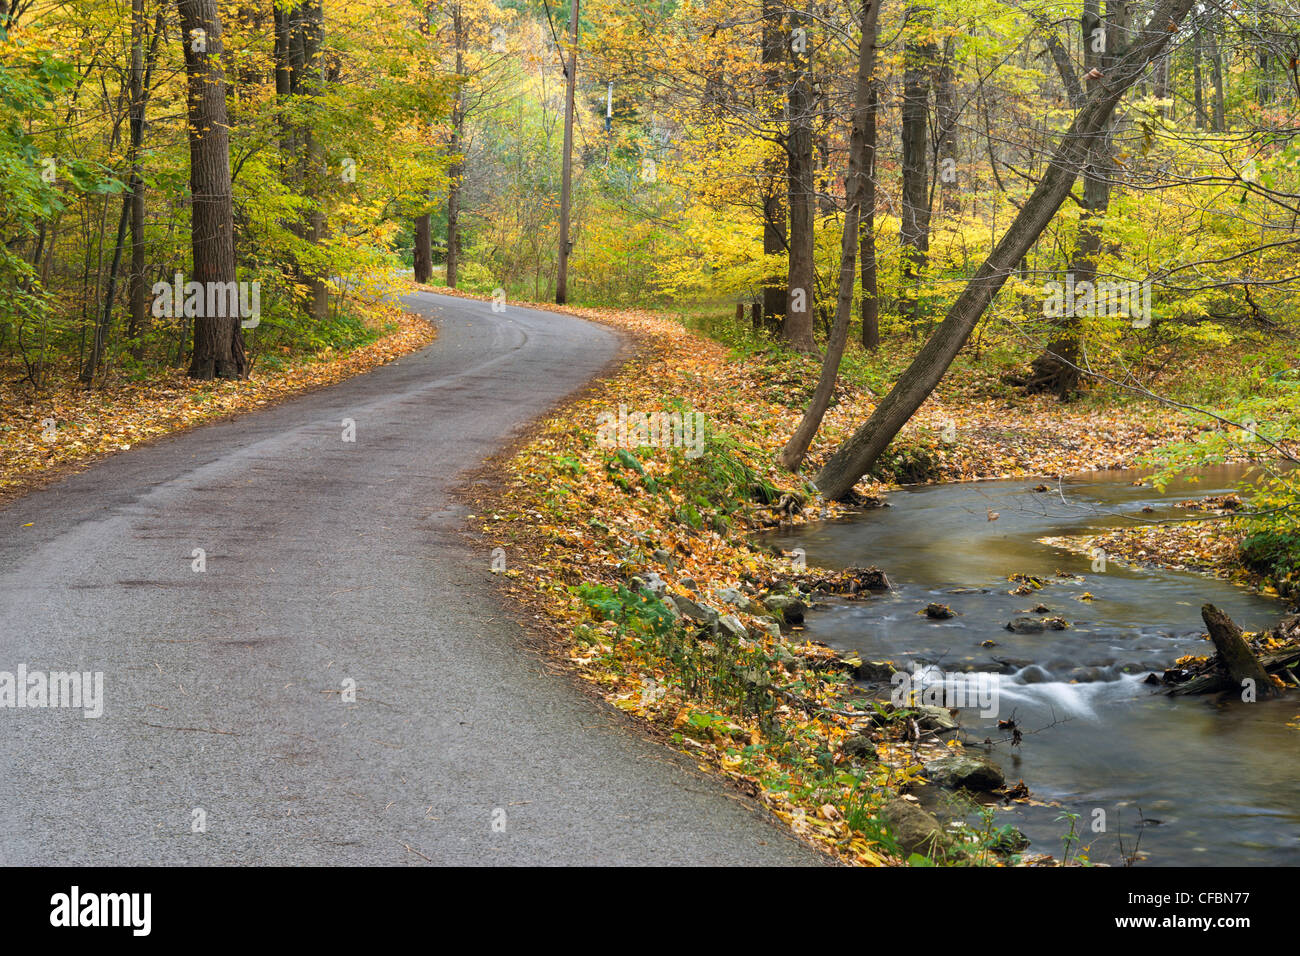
[0,290,823,865]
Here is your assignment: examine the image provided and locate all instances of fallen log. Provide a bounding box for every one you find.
[1167,606,1294,698]
[1168,645,1300,695]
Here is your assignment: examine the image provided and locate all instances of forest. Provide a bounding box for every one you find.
[1,0,1298,872]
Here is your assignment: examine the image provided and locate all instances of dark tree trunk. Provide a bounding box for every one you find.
[445,3,465,288]
[1200,604,1281,699]
[129,5,165,360]
[1192,23,1206,129]
[860,78,879,351]
[179,0,246,379]
[781,0,882,469]
[83,0,161,381]
[273,1,327,322]
[1023,0,1125,400]
[933,36,959,213]
[813,0,1197,500]
[413,214,432,282]
[899,5,934,328]
[760,0,787,330]
[783,51,817,353]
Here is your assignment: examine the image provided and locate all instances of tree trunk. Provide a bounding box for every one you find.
[783,57,817,353]
[1200,604,1281,699]
[780,0,881,470]
[1023,0,1125,400]
[813,0,1197,500]
[128,4,163,360]
[859,79,879,351]
[413,213,432,282]
[1192,22,1206,129]
[933,36,959,214]
[445,3,465,288]
[899,5,934,328]
[760,0,787,330]
[84,0,162,380]
[1207,20,1226,132]
[178,0,246,380]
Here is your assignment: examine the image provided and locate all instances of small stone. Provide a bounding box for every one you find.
[841,734,877,763]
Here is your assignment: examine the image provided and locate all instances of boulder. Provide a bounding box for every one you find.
[923,753,1005,791]
[715,587,763,614]
[672,594,718,626]
[1005,616,1068,634]
[913,705,958,731]
[761,592,807,625]
[718,614,748,641]
[841,734,877,763]
[879,798,951,858]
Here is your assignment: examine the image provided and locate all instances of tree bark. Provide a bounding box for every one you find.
[127,3,162,360]
[179,0,246,380]
[783,52,817,353]
[859,78,879,351]
[933,36,959,214]
[899,4,934,328]
[813,0,1198,500]
[760,0,787,330]
[1206,19,1226,132]
[1192,21,1206,129]
[1199,604,1281,699]
[1023,0,1125,400]
[413,213,432,282]
[780,0,881,470]
[445,3,465,288]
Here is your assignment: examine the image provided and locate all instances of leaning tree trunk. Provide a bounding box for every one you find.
[813,0,1198,500]
[179,0,246,380]
[780,0,882,469]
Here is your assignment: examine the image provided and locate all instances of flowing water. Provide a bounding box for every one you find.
[763,465,1299,865]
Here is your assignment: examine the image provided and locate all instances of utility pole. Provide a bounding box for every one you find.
[555,0,579,304]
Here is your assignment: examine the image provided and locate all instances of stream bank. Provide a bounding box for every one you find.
[762,465,1300,865]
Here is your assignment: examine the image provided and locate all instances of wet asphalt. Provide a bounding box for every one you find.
[0,290,824,865]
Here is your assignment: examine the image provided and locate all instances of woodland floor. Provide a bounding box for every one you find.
[0,304,435,505]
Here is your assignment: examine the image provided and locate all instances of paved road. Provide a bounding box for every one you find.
[0,290,823,865]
